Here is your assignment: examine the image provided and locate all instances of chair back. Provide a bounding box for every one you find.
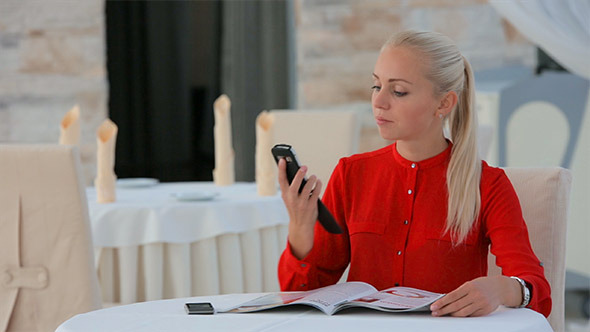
[0,145,101,332]
[270,109,361,195]
[487,167,572,332]
[478,124,493,160]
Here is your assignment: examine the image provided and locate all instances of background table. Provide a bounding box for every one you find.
[56,293,554,332]
[87,182,289,304]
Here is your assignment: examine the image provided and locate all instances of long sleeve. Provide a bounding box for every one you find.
[278,159,351,291]
[482,168,552,317]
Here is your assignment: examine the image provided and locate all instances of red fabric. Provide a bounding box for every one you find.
[278,143,551,317]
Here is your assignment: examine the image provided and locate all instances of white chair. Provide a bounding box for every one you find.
[269,109,361,195]
[478,124,493,160]
[442,124,494,161]
[488,167,572,332]
[0,145,101,332]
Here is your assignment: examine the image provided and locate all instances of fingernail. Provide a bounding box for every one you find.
[432,311,439,317]
[430,304,438,310]
[300,166,307,172]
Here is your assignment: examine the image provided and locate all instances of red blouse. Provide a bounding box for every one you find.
[278,143,551,317]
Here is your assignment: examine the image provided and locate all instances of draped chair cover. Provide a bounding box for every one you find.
[0,145,101,332]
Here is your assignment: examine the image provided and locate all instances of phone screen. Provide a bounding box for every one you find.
[271,144,305,191]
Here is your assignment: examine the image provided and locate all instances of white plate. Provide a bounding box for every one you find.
[116,178,160,188]
[171,191,219,202]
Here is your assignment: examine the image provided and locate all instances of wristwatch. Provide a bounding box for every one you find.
[510,276,531,308]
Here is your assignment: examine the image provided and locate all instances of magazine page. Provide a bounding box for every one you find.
[225,282,377,315]
[224,291,312,313]
[292,282,378,315]
[341,286,444,313]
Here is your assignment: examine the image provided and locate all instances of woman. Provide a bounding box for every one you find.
[277,30,551,318]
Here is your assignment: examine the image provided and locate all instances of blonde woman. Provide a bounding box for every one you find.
[277,30,550,318]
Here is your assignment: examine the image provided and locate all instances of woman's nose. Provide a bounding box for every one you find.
[372,90,389,111]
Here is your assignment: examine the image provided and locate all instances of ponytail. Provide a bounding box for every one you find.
[445,56,481,243]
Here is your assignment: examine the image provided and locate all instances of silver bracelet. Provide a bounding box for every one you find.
[510,276,531,308]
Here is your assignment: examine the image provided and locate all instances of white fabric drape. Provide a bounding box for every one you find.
[490,0,590,79]
[96,224,289,304]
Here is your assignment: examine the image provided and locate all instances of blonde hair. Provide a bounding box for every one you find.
[383,30,482,244]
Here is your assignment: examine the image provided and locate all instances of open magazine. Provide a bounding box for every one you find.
[222,282,444,316]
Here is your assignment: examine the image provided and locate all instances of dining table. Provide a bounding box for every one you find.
[56,293,554,332]
[87,180,290,304]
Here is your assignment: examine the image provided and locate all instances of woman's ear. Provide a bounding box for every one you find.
[438,91,458,117]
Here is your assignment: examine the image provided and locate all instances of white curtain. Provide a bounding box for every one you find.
[490,0,590,79]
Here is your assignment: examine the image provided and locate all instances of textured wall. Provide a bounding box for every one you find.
[294,0,535,108]
[0,0,108,184]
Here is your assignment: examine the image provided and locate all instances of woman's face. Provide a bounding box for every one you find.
[372,46,443,143]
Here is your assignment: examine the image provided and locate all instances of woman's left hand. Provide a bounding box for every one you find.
[429,276,522,317]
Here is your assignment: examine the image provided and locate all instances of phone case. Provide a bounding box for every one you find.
[271,144,343,234]
[185,302,215,315]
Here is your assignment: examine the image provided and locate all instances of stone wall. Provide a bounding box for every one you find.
[294,0,535,108]
[0,0,108,184]
[0,0,537,181]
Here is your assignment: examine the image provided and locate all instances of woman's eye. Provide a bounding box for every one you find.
[371,85,381,92]
[393,91,408,97]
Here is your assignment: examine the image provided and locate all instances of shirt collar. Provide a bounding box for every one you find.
[391,141,453,169]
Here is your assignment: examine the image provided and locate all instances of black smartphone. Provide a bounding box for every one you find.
[185,302,215,315]
[271,144,343,234]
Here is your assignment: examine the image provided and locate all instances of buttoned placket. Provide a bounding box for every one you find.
[299,263,309,288]
[394,162,419,287]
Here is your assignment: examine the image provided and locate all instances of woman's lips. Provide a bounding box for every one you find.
[376,117,392,125]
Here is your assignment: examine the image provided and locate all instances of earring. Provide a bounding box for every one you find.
[438,114,443,119]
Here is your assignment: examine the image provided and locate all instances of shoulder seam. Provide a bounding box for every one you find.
[342,145,392,164]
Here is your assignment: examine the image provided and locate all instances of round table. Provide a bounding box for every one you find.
[57,293,553,332]
[87,182,290,304]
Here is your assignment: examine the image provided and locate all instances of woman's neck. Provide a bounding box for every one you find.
[396,137,449,162]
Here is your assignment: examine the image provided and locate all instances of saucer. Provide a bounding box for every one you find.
[171,191,219,202]
[116,178,159,188]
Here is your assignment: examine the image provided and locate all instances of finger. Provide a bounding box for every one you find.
[433,295,473,317]
[449,302,479,317]
[469,307,490,317]
[289,165,307,195]
[277,159,289,193]
[310,179,322,202]
[430,286,469,312]
[301,175,317,200]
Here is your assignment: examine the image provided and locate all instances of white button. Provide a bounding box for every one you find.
[411,163,416,168]
[397,251,402,255]
[408,189,413,195]
[404,220,408,225]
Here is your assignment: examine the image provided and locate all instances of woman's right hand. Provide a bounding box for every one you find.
[278,158,323,260]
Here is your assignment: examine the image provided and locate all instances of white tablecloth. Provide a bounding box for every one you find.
[56,294,554,332]
[87,182,290,304]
